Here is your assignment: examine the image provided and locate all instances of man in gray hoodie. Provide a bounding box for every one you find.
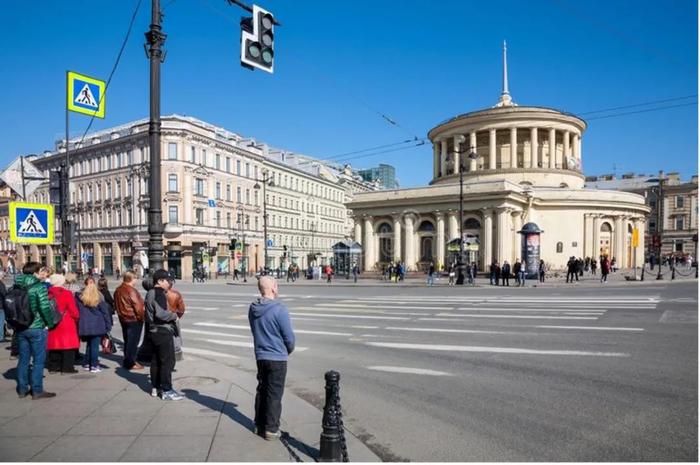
[248,276,295,440]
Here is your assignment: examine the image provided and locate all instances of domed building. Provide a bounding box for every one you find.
[348,44,650,272]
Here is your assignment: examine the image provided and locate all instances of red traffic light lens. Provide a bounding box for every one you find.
[261,14,273,30]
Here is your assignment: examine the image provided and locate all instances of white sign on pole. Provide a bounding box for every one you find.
[0,157,45,199]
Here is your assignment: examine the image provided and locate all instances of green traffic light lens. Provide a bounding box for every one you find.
[248,43,261,58]
[262,50,273,64]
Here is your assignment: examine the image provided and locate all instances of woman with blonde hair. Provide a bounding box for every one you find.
[76,281,112,372]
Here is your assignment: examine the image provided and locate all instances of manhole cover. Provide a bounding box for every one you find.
[173,376,220,387]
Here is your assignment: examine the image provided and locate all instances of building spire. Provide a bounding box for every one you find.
[495,40,516,107]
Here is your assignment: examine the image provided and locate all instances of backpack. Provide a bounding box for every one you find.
[4,286,33,330]
[47,297,63,329]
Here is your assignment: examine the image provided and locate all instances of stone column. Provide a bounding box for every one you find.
[496,208,511,264]
[512,211,523,263]
[404,215,416,270]
[436,213,445,269]
[440,139,447,177]
[469,132,477,171]
[47,246,55,269]
[573,134,581,169]
[432,143,439,179]
[393,216,402,263]
[447,212,458,241]
[563,131,570,169]
[354,219,362,244]
[114,242,122,273]
[489,129,497,170]
[94,242,103,272]
[482,209,493,270]
[583,214,590,258]
[363,216,374,271]
[530,127,538,168]
[592,215,601,260]
[510,127,518,168]
[452,136,461,175]
[634,218,645,267]
[614,216,624,266]
[548,128,556,169]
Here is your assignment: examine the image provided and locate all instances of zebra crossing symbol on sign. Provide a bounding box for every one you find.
[9,202,54,244]
[67,71,106,118]
[75,83,98,108]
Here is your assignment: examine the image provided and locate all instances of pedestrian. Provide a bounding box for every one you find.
[399,262,406,281]
[248,276,295,440]
[427,262,435,286]
[611,257,617,272]
[448,264,455,286]
[577,258,584,278]
[145,269,181,400]
[467,262,474,285]
[97,278,115,316]
[470,262,478,285]
[46,274,80,374]
[538,259,546,283]
[600,256,610,283]
[515,260,526,286]
[76,279,112,373]
[325,264,333,283]
[566,257,576,283]
[489,261,497,285]
[501,261,511,286]
[114,271,145,371]
[64,273,81,293]
[12,262,56,399]
[115,267,121,279]
[166,280,186,361]
[513,260,521,286]
[591,259,597,275]
[0,271,6,342]
[352,263,359,283]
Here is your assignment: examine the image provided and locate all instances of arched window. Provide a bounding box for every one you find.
[556,242,564,253]
[377,223,392,234]
[600,222,612,232]
[559,183,569,188]
[418,220,435,232]
[464,218,481,229]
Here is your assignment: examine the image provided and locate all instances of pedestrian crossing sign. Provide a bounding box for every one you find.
[67,71,106,118]
[9,202,55,244]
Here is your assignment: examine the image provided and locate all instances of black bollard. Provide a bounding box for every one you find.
[672,266,676,280]
[320,371,343,462]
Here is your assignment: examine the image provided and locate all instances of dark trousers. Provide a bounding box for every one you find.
[120,320,143,369]
[47,349,76,373]
[254,360,287,434]
[501,276,509,286]
[539,271,545,282]
[150,328,175,392]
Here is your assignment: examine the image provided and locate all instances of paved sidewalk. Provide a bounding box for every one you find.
[0,341,379,462]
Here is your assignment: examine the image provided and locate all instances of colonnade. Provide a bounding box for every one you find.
[583,214,646,268]
[432,126,582,178]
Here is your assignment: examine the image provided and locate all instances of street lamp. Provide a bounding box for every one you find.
[455,136,479,285]
[647,172,665,280]
[253,169,274,273]
[236,211,249,282]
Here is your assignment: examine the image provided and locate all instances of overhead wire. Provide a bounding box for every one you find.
[585,101,697,121]
[74,0,143,148]
[577,95,697,115]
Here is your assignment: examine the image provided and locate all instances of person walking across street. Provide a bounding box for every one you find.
[46,274,80,374]
[145,270,181,400]
[325,264,333,284]
[249,276,295,441]
[114,271,145,371]
[501,261,511,286]
[76,280,112,373]
[12,262,56,399]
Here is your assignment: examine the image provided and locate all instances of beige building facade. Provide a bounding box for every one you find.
[348,58,651,272]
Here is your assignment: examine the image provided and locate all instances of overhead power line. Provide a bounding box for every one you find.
[577,95,697,116]
[75,0,143,147]
[586,101,697,121]
[324,137,425,161]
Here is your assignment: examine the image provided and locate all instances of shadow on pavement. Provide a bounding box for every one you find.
[113,363,152,393]
[181,388,255,430]
[281,431,320,462]
[2,367,17,381]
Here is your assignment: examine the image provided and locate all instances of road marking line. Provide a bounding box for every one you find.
[454,308,608,313]
[534,325,644,331]
[182,348,240,359]
[192,338,308,352]
[291,312,410,321]
[187,307,220,311]
[386,327,512,335]
[434,313,599,320]
[319,303,446,310]
[181,329,251,339]
[366,366,452,376]
[365,342,629,357]
[351,325,380,329]
[195,322,249,330]
[295,330,353,336]
[299,307,431,316]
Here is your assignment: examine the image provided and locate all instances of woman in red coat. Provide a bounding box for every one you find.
[47,274,80,374]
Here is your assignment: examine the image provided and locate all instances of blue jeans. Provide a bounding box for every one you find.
[427,274,434,286]
[84,335,101,368]
[0,309,5,340]
[16,328,48,395]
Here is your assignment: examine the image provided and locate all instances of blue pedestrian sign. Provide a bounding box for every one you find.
[9,202,55,245]
[67,71,106,118]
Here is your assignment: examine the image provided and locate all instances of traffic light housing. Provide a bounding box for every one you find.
[240,5,274,73]
[230,239,237,251]
[49,169,62,216]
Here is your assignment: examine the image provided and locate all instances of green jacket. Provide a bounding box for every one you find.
[14,274,52,330]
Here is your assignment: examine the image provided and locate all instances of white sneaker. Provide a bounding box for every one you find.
[161,390,183,401]
[89,367,102,373]
[151,388,159,398]
[83,365,90,371]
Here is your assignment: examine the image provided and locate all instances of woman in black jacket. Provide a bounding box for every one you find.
[97,278,116,315]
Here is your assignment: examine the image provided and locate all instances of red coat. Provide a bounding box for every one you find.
[47,286,80,350]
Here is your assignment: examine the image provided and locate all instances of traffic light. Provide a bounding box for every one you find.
[240,5,274,73]
[230,238,237,251]
[49,169,62,216]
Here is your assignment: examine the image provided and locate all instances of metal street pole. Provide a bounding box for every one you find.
[146,0,166,272]
[457,162,465,285]
[656,173,664,280]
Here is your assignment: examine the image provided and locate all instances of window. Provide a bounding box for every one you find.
[202,149,207,166]
[106,183,112,199]
[127,179,133,196]
[649,199,657,208]
[226,184,232,201]
[676,195,684,208]
[245,163,250,178]
[190,146,196,163]
[168,206,178,224]
[115,180,121,198]
[168,143,177,160]
[215,154,221,170]
[237,186,242,202]
[216,211,221,228]
[676,216,684,230]
[87,185,93,202]
[255,216,259,230]
[127,150,133,165]
[195,208,204,225]
[649,221,656,232]
[216,182,221,199]
[254,166,258,180]
[246,189,251,204]
[675,241,684,252]
[168,174,178,192]
[236,160,241,175]
[254,190,259,206]
[226,157,231,173]
[106,155,112,170]
[226,212,231,229]
[195,178,205,196]
[116,154,121,169]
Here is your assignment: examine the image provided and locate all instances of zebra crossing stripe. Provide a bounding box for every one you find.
[366,342,629,357]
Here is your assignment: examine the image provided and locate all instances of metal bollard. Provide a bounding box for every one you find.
[672,266,676,280]
[640,265,645,281]
[320,371,345,462]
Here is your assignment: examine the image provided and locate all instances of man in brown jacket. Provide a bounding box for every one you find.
[114,271,145,370]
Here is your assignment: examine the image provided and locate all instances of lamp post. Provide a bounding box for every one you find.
[254,169,274,273]
[455,137,479,285]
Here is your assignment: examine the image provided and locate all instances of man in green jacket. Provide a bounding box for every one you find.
[15,262,55,399]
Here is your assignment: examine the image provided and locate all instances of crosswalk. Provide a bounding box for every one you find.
[175,293,662,375]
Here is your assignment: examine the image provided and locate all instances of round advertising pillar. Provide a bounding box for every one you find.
[518,222,543,278]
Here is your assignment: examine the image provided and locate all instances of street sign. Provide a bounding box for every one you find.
[67,71,106,118]
[9,202,54,244]
[632,228,639,248]
[0,157,45,199]
[267,239,273,247]
[208,199,216,207]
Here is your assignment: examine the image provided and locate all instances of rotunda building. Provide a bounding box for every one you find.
[348,46,650,272]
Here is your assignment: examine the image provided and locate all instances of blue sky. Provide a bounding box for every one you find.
[0,0,696,187]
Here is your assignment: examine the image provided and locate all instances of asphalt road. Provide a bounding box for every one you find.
[169,278,698,462]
